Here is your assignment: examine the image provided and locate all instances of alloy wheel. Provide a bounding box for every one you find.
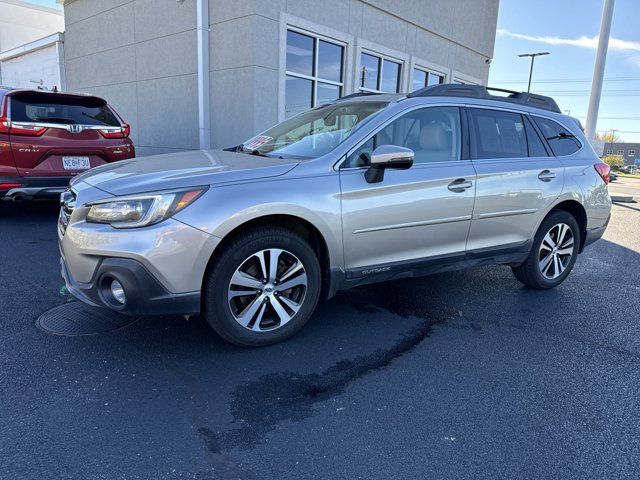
[227,248,308,331]
[538,222,574,279]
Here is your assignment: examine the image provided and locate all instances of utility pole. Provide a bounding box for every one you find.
[585,0,616,143]
[518,52,550,92]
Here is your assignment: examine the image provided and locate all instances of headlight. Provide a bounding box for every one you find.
[86,187,207,228]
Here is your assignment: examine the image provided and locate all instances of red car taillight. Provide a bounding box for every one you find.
[0,116,47,136]
[0,183,22,190]
[99,124,130,139]
[594,162,611,185]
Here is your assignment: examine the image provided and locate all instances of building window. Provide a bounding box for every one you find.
[411,68,445,92]
[359,52,401,93]
[606,150,612,154]
[629,150,635,156]
[618,149,624,155]
[285,29,344,118]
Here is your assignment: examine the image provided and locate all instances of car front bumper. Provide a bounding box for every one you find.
[58,192,221,316]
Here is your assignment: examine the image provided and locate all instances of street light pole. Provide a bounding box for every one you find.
[518,52,550,92]
[585,0,616,143]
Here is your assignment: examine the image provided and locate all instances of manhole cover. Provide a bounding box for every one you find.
[36,302,138,336]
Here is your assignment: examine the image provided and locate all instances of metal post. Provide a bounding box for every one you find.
[585,0,616,143]
[196,0,211,150]
[518,52,549,93]
[527,56,535,93]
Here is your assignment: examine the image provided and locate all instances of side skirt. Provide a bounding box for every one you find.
[335,242,531,292]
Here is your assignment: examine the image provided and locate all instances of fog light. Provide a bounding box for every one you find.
[110,279,126,305]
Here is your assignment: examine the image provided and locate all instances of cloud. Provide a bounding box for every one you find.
[497,29,640,52]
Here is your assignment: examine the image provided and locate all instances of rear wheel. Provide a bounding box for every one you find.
[511,210,580,289]
[203,227,321,347]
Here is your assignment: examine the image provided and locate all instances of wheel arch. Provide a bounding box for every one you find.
[545,199,588,252]
[201,214,336,303]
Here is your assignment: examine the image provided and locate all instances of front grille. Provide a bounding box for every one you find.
[58,189,76,236]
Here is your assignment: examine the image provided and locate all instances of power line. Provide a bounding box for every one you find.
[491,76,640,84]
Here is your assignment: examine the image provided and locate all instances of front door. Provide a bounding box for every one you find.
[339,106,476,277]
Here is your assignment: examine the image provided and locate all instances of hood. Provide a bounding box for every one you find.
[72,149,300,196]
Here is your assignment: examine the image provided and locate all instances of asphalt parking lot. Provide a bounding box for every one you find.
[1,197,640,480]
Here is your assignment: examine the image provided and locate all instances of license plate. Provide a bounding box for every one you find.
[62,156,90,170]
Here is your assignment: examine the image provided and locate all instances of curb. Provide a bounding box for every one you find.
[611,195,635,203]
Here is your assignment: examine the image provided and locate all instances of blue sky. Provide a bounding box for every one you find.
[490,0,640,142]
[22,0,61,9]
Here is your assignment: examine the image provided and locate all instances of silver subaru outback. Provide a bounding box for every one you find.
[59,84,612,346]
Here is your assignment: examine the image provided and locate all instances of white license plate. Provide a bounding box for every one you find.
[62,156,90,170]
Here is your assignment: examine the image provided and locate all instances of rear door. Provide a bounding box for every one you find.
[466,107,563,253]
[8,92,133,177]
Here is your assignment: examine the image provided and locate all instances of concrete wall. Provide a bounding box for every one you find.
[63,0,199,157]
[63,0,499,154]
[0,0,64,53]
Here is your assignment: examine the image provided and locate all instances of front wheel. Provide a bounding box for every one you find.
[203,227,321,347]
[511,210,581,289]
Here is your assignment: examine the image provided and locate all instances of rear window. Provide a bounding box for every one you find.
[532,116,581,156]
[10,93,120,127]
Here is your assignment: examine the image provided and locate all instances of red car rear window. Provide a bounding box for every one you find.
[10,92,120,127]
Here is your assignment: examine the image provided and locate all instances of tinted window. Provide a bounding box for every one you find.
[285,31,344,117]
[10,93,119,126]
[380,59,400,93]
[286,30,314,76]
[524,116,548,157]
[317,40,343,82]
[360,53,380,90]
[470,109,527,159]
[533,116,581,156]
[412,69,427,92]
[285,76,313,118]
[345,107,461,167]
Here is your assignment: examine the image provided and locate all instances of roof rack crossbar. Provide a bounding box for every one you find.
[406,84,561,113]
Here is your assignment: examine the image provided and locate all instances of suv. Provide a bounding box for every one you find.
[59,84,611,347]
[0,88,134,201]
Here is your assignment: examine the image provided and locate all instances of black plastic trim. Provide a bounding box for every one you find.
[61,256,201,316]
[342,241,531,289]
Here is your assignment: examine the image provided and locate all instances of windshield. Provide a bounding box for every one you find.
[239,101,388,159]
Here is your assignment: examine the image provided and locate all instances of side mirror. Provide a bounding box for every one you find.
[365,145,414,183]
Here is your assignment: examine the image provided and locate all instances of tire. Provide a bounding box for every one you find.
[203,227,321,347]
[511,210,581,289]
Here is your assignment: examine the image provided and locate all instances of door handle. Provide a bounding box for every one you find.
[538,170,556,182]
[448,179,473,192]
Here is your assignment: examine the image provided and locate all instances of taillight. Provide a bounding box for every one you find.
[0,118,47,136]
[7,123,47,136]
[594,162,611,185]
[0,116,9,134]
[0,183,22,190]
[99,124,130,139]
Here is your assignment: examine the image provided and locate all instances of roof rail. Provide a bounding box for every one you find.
[407,83,561,114]
[336,91,381,101]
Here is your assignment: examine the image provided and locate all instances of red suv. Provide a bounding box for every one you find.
[0,88,135,201]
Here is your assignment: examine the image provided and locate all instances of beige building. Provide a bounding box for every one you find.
[61,0,500,157]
